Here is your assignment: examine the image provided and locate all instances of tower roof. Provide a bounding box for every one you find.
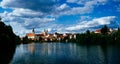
[32,28,35,33]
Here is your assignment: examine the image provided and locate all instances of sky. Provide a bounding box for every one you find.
[0,0,120,37]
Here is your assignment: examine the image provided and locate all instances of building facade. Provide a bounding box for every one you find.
[26,29,76,42]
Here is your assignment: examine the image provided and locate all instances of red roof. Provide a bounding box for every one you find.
[26,33,35,36]
[95,29,101,33]
[36,34,44,36]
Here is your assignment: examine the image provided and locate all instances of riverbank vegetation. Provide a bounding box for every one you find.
[76,25,120,45]
[0,20,21,63]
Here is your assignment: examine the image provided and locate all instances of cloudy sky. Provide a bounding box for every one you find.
[0,0,120,37]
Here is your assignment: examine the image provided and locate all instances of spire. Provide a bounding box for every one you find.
[32,28,35,34]
[0,17,2,21]
[44,29,48,35]
[44,29,48,33]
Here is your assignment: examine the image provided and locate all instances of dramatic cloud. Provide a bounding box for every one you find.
[56,3,70,12]
[67,0,107,5]
[0,0,58,13]
[23,17,55,29]
[65,16,116,31]
[0,0,108,18]
[67,0,78,3]
[0,0,119,37]
[56,0,107,15]
[11,8,44,18]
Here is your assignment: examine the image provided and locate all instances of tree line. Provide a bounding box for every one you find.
[75,25,120,45]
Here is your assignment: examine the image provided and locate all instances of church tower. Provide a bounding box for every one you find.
[43,29,48,36]
[44,29,48,33]
[0,17,2,21]
[32,28,35,34]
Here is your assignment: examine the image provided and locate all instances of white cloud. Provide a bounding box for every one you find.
[24,17,55,26]
[3,17,56,37]
[0,10,56,37]
[56,0,107,15]
[0,0,110,36]
[67,0,107,5]
[67,0,79,3]
[12,8,44,17]
[66,16,116,31]
[80,16,91,21]
[55,5,92,16]
[0,0,108,18]
[57,3,70,11]
[5,22,31,37]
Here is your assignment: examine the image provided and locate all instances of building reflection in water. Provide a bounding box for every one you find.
[10,43,120,64]
[27,43,35,53]
[36,43,78,59]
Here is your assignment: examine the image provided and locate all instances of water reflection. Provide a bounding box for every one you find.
[27,43,35,53]
[100,45,108,64]
[10,43,120,64]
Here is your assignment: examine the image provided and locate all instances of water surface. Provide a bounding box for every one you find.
[10,42,120,64]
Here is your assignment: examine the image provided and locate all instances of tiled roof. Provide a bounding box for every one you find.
[95,29,101,33]
[36,34,44,36]
[26,33,35,36]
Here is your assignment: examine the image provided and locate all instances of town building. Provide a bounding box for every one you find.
[26,29,76,42]
[94,28,114,34]
[26,29,36,40]
[94,29,101,33]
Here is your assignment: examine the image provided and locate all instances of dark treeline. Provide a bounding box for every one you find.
[76,25,120,45]
[0,20,21,64]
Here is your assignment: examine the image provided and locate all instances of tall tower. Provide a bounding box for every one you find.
[0,17,2,21]
[32,28,35,34]
[44,29,48,33]
[43,29,48,35]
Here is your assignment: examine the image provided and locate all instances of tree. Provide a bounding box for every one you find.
[0,20,20,64]
[101,25,109,35]
[118,27,120,32]
[86,30,90,35]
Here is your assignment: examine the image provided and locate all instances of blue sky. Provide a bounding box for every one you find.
[0,0,120,37]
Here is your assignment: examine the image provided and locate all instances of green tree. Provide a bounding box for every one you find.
[0,21,19,64]
[86,30,90,35]
[101,25,109,35]
[118,27,120,32]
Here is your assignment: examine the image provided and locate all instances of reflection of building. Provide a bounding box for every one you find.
[27,43,35,53]
[26,29,76,42]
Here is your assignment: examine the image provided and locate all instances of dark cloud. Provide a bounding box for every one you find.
[1,0,58,13]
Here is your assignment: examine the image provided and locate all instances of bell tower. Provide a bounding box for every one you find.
[0,17,2,21]
[43,29,48,35]
[32,28,35,34]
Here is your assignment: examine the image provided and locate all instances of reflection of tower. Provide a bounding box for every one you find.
[28,43,35,53]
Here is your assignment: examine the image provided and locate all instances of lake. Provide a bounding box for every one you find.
[10,42,120,64]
